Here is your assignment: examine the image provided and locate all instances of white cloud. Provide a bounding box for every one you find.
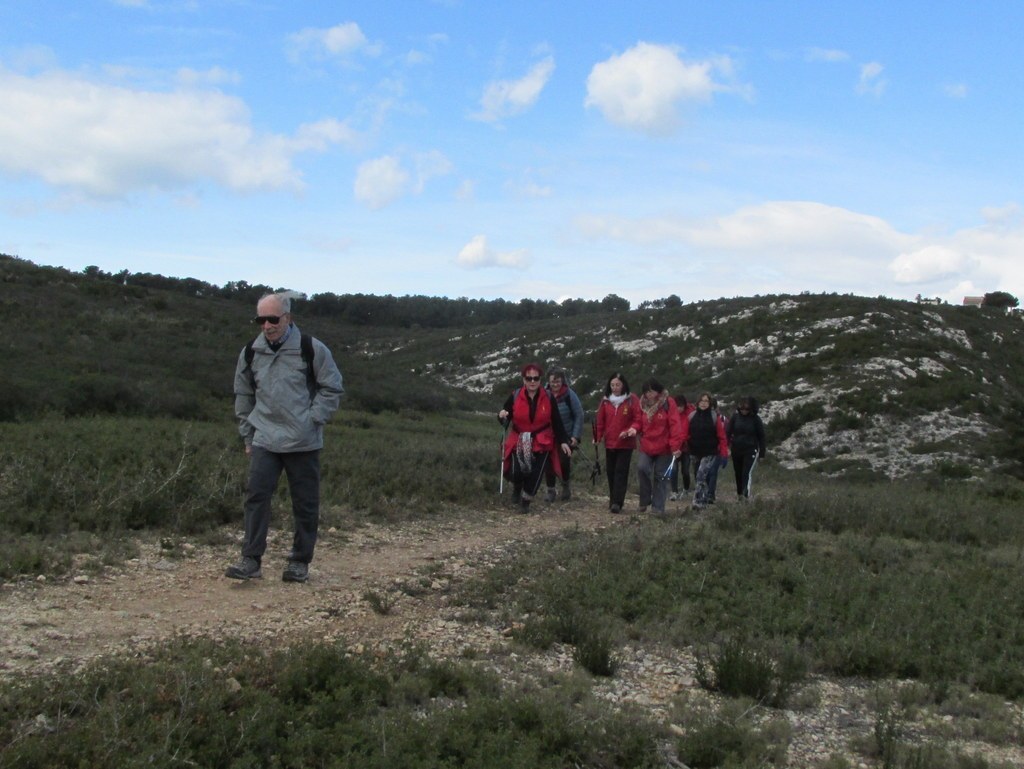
[456,234,528,268]
[857,61,887,96]
[412,149,453,193]
[584,42,732,136]
[176,67,240,86]
[576,200,1024,300]
[890,245,970,283]
[473,56,555,122]
[805,47,850,63]
[352,150,452,209]
[286,22,381,63]
[353,155,410,209]
[577,201,901,254]
[943,82,968,98]
[0,67,355,198]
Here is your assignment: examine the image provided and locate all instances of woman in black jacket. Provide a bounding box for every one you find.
[726,396,767,500]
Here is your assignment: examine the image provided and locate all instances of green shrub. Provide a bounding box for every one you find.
[673,697,791,768]
[0,639,663,769]
[695,637,806,708]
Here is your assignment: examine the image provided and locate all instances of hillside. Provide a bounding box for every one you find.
[363,294,1024,479]
[4,254,1023,478]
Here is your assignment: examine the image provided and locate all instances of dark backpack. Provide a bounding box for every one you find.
[244,332,316,395]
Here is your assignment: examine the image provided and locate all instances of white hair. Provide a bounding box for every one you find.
[260,290,306,313]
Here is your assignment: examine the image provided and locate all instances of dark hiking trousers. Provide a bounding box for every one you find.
[605,447,633,509]
[242,447,321,565]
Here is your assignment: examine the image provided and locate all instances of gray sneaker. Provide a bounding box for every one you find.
[282,561,309,583]
[225,556,262,580]
[544,487,557,503]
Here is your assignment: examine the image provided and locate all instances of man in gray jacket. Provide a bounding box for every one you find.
[225,292,344,583]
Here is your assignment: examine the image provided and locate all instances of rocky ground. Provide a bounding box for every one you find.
[2,491,1021,768]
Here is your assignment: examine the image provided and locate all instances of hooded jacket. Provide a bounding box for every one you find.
[234,323,344,452]
[727,399,767,457]
[595,393,642,450]
[636,392,687,456]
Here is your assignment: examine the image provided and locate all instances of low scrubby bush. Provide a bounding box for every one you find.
[0,639,663,769]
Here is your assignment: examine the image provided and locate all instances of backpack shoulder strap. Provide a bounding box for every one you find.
[244,333,316,393]
[244,336,258,388]
[300,333,316,394]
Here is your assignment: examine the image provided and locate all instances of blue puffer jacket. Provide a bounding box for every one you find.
[546,383,584,441]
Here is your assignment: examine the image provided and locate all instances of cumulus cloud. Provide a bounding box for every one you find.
[584,42,734,136]
[0,67,356,198]
[472,56,555,122]
[575,200,1024,300]
[353,155,410,209]
[456,234,528,268]
[286,22,381,63]
[353,150,452,209]
[856,61,887,96]
[890,245,971,283]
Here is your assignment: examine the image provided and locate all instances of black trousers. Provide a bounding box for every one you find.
[506,451,550,499]
[605,447,633,508]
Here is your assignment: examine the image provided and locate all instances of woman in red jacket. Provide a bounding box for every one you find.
[593,371,641,514]
[498,363,571,513]
[623,378,687,515]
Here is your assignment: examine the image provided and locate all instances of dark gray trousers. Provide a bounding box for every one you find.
[242,447,320,565]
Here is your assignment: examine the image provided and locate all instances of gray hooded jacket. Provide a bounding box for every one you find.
[234,323,344,452]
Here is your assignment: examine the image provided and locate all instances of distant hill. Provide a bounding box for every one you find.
[4,254,1022,479]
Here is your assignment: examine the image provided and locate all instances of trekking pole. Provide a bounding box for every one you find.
[499,419,509,495]
[660,455,678,483]
[590,418,603,486]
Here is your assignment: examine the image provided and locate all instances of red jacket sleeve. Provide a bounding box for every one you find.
[595,401,607,442]
[716,416,728,457]
[667,398,684,453]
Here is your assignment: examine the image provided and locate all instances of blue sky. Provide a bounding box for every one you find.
[1,1,1021,307]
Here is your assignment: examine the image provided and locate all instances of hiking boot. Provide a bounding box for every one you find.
[638,505,648,513]
[225,556,262,580]
[560,482,572,501]
[609,503,621,514]
[544,487,557,503]
[519,495,532,514]
[282,561,309,583]
[668,492,679,501]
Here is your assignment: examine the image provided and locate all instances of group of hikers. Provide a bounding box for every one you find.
[223,295,768,583]
[498,363,767,515]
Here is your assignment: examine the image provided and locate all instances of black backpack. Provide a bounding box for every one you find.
[244,333,316,395]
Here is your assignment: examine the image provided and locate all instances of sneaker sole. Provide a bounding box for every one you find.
[225,569,262,580]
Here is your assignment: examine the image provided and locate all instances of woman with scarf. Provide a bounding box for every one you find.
[622,378,686,515]
[542,368,584,502]
[593,371,642,514]
[498,363,572,513]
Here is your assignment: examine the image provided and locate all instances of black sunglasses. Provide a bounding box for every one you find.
[254,315,283,324]
[523,375,541,382]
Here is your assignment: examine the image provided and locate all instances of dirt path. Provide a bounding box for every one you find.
[0,493,621,679]
[3,492,1023,768]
